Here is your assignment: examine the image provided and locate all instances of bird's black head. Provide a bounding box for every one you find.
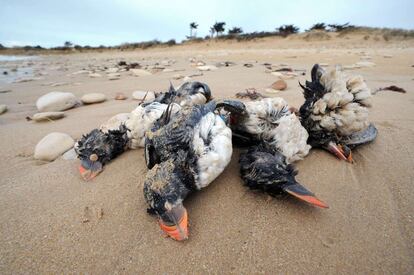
[75,124,129,181]
[144,155,194,241]
[299,64,327,119]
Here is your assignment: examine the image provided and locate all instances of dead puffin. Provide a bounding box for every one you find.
[75,125,129,181]
[299,64,377,162]
[153,81,212,107]
[75,81,212,181]
[143,100,246,241]
[230,97,311,163]
[239,142,328,208]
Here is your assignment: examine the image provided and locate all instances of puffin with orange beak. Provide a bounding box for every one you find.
[144,100,246,241]
[299,64,377,162]
[74,81,213,180]
[239,142,328,208]
[75,125,129,181]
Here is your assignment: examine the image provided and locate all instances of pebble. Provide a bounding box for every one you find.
[0,88,12,93]
[197,65,218,71]
[130,69,152,76]
[36,91,78,112]
[34,132,75,161]
[355,61,376,67]
[89,73,102,78]
[114,93,127,100]
[61,148,77,160]
[32,112,65,122]
[270,80,287,91]
[106,67,119,73]
[81,93,107,104]
[0,104,7,115]
[100,113,130,132]
[72,70,89,75]
[108,73,120,80]
[132,91,155,102]
[173,74,184,80]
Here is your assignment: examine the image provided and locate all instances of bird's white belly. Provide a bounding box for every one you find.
[126,103,181,149]
[192,113,233,189]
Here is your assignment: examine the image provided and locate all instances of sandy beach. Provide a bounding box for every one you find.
[1,34,414,274]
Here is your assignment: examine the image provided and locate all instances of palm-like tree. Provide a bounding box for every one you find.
[228,27,243,35]
[213,22,226,37]
[64,41,73,48]
[189,22,198,38]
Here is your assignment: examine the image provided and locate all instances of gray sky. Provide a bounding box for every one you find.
[1,0,413,47]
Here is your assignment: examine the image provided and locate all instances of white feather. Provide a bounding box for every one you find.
[241,97,310,163]
[126,102,181,149]
[192,113,233,189]
[311,67,373,136]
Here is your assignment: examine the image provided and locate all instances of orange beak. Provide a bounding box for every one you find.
[78,158,103,181]
[159,207,189,241]
[78,165,102,181]
[327,142,353,163]
[283,183,329,209]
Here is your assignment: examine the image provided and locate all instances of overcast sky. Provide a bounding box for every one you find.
[1,0,413,47]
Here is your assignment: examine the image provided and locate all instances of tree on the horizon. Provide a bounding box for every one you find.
[64,41,73,48]
[189,22,198,38]
[213,22,226,37]
[228,27,243,35]
[277,25,299,37]
[0,43,4,49]
[328,23,355,32]
[308,23,326,31]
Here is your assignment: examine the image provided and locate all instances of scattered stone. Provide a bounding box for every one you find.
[100,113,130,132]
[173,74,184,80]
[383,54,393,58]
[0,88,12,93]
[61,148,77,160]
[197,65,218,71]
[319,63,329,67]
[162,68,175,73]
[196,61,206,66]
[114,92,127,100]
[216,61,236,67]
[107,73,120,80]
[13,77,43,83]
[0,104,7,115]
[50,82,69,87]
[270,80,287,91]
[132,91,155,102]
[72,70,89,75]
[355,61,376,68]
[243,63,254,68]
[89,73,102,78]
[32,112,65,122]
[130,69,152,76]
[36,91,78,112]
[106,67,119,73]
[271,72,297,79]
[343,64,361,70]
[34,132,75,161]
[81,93,107,104]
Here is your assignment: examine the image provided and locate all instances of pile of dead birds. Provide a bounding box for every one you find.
[75,64,378,241]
